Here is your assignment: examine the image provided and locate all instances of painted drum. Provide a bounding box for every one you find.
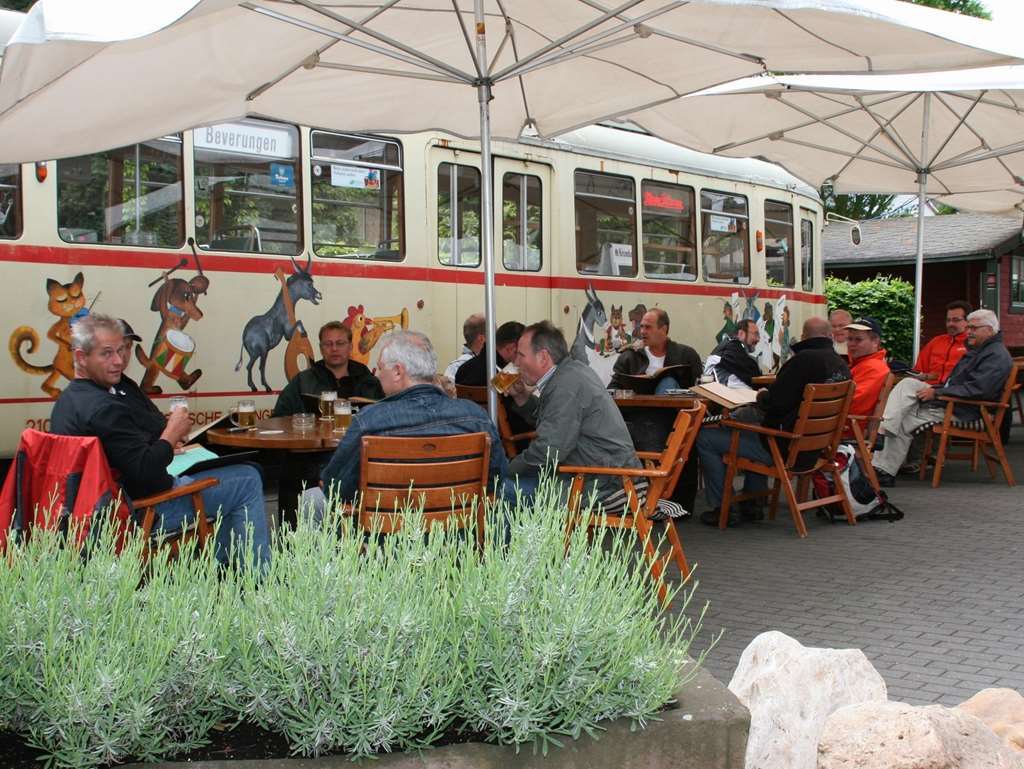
[153,328,195,377]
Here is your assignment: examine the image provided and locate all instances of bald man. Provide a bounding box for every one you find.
[697,316,851,527]
[830,308,853,354]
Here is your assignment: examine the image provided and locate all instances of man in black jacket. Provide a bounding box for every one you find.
[871,309,1012,486]
[611,309,702,516]
[272,321,384,416]
[454,321,525,387]
[704,319,761,388]
[50,314,270,570]
[697,317,850,526]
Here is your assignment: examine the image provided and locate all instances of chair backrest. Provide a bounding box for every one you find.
[454,384,488,405]
[358,432,491,522]
[865,372,897,444]
[648,402,706,500]
[991,360,1024,430]
[0,429,132,550]
[786,380,855,468]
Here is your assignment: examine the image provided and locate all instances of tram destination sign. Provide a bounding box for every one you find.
[194,122,295,159]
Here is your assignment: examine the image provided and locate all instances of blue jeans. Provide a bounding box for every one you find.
[655,376,682,394]
[154,464,271,570]
[696,427,773,509]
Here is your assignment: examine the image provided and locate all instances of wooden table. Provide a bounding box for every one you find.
[207,416,343,452]
[751,375,777,387]
[614,393,700,409]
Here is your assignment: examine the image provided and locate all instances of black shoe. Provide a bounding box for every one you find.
[700,509,741,527]
[739,503,765,522]
[875,469,896,488]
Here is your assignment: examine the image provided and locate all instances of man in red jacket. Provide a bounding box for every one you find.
[846,317,890,419]
[914,300,971,384]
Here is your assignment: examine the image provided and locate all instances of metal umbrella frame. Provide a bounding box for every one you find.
[3,2,1024,414]
[627,68,1024,358]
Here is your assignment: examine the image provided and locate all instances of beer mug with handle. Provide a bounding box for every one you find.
[332,399,352,432]
[230,399,257,428]
[319,390,337,420]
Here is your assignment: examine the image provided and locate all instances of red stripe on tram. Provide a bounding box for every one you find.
[0,243,826,304]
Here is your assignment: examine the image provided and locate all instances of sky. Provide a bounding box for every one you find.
[981,0,1024,28]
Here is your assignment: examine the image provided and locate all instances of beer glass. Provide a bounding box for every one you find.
[230,399,257,428]
[491,363,520,395]
[332,399,352,432]
[318,390,337,420]
[169,395,189,413]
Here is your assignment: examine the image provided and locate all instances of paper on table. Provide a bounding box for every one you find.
[692,382,759,409]
[167,445,219,477]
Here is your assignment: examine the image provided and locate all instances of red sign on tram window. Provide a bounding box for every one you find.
[643,189,687,213]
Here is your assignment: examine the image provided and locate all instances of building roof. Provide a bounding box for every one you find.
[824,213,1023,268]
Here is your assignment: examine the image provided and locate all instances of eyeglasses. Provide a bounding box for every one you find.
[966,324,990,330]
[320,340,350,348]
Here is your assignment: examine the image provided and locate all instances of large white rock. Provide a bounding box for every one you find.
[817,701,1024,769]
[958,689,1024,753]
[729,631,887,769]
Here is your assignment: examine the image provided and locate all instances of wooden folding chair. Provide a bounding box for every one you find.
[847,372,896,491]
[134,478,220,562]
[718,380,855,537]
[919,361,1022,488]
[1013,357,1024,426]
[558,402,706,605]
[454,384,535,457]
[355,432,491,550]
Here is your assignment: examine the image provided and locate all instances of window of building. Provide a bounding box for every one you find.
[310,131,403,261]
[765,200,794,287]
[641,180,696,280]
[701,190,749,284]
[437,162,481,267]
[800,210,816,292]
[193,119,301,254]
[0,164,21,239]
[502,172,542,271]
[1011,255,1024,308]
[574,170,636,277]
[57,137,184,247]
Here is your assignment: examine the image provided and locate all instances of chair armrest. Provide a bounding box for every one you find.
[847,414,882,425]
[720,420,797,439]
[636,451,662,460]
[936,395,1005,408]
[557,464,669,479]
[507,431,537,442]
[134,477,219,508]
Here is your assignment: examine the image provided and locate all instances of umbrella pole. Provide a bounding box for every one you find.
[475,4,498,424]
[912,94,931,363]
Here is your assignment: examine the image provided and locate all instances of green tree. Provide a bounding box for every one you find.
[0,0,33,12]
[901,0,991,18]
[825,275,916,362]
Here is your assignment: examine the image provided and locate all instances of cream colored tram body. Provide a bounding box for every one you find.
[0,122,824,457]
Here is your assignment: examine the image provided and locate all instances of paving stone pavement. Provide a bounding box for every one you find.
[669,426,1024,707]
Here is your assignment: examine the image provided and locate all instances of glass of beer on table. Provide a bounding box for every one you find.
[491,363,520,395]
[332,399,352,432]
[168,395,189,413]
[319,390,337,420]
[230,399,257,428]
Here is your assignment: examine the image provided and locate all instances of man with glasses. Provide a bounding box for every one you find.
[272,321,384,416]
[913,300,971,385]
[871,309,1012,488]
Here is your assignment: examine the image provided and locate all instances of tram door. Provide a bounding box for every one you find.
[430,146,551,363]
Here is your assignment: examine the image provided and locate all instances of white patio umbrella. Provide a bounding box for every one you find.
[2,1,1023,415]
[624,66,1024,358]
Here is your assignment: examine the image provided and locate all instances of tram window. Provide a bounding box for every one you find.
[311,131,404,261]
[800,210,815,291]
[57,137,184,247]
[0,164,21,239]
[641,180,696,281]
[764,200,794,287]
[502,173,542,271]
[437,162,481,267]
[700,190,749,284]
[574,170,636,277]
[193,119,301,255]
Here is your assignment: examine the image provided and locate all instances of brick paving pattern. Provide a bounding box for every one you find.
[670,427,1024,706]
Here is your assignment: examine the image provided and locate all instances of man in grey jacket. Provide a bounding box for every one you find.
[872,309,1012,486]
[507,321,640,502]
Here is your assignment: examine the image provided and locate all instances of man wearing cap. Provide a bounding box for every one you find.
[115,319,162,417]
[845,317,890,419]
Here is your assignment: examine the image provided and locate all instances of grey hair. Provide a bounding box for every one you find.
[968,308,999,333]
[377,330,437,382]
[71,313,123,354]
[524,320,569,364]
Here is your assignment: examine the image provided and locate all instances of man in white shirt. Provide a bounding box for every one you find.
[443,312,485,381]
